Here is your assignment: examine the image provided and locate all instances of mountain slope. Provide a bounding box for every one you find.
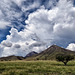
[0,55,25,61]
[25,51,38,58]
[25,45,75,60]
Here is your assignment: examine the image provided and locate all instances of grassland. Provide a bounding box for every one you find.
[0,60,75,75]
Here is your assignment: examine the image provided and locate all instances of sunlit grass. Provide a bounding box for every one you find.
[0,60,75,75]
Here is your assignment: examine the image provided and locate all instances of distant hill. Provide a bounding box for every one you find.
[25,45,75,60]
[0,55,25,61]
[25,51,38,58]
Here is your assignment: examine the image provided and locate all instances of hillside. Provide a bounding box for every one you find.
[25,45,75,60]
[0,55,25,61]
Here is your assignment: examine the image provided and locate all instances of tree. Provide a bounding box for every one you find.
[56,54,74,65]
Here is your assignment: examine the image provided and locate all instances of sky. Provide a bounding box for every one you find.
[0,0,75,57]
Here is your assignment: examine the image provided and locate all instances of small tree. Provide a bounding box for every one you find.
[56,54,74,65]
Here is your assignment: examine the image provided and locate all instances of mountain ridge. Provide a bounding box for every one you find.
[0,55,25,61]
[25,51,38,58]
[0,45,75,61]
[25,45,75,60]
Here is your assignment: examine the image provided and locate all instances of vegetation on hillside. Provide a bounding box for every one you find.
[0,55,25,61]
[25,45,75,60]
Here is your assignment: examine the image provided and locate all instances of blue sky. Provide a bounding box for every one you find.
[0,0,58,43]
[0,0,75,57]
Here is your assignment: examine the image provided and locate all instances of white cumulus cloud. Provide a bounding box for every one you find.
[0,0,75,57]
[66,43,75,51]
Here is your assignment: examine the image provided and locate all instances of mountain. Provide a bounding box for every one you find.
[0,55,25,61]
[25,51,38,58]
[25,45,75,60]
[1,45,75,61]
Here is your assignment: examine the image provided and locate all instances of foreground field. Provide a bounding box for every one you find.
[0,60,75,75]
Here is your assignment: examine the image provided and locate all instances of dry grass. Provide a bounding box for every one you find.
[0,60,75,75]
